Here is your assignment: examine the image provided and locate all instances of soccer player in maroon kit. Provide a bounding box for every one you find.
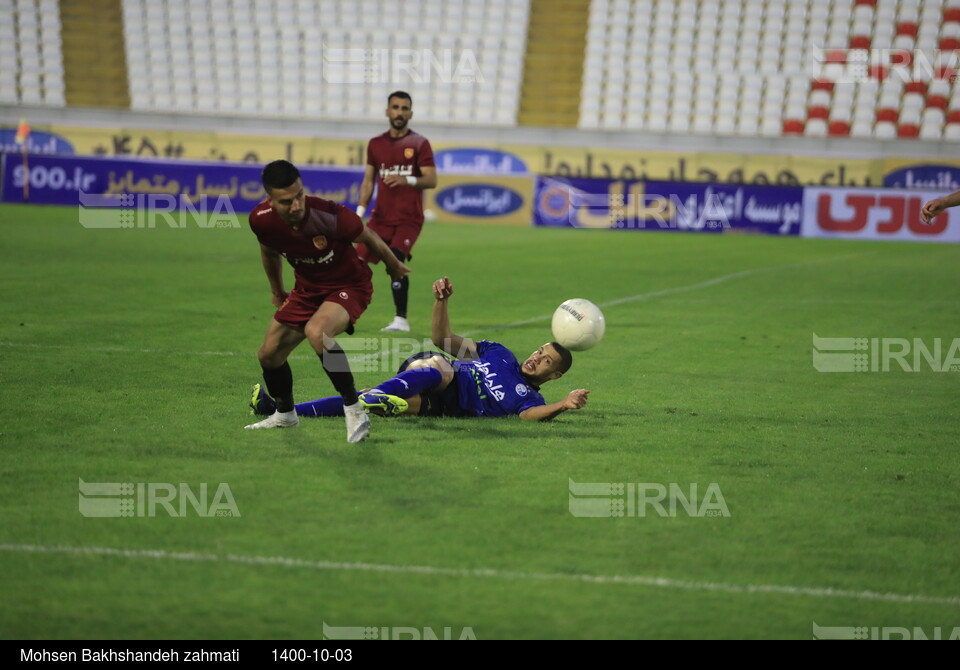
[355,91,437,332]
[245,160,410,443]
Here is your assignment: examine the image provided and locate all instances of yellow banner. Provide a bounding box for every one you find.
[425,175,533,226]
[21,123,960,190]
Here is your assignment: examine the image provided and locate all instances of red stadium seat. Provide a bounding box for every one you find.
[935,67,956,81]
[869,65,888,80]
[825,49,847,64]
[876,108,899,123]
[927,95,949,110]
[897,124,920,138]
[849,35,871,49]
[944,9,960,22]
[948,110,960,124]
[807,106,829,120]
[889,50,913,67]
[782,119,805,134]
[896,23,918,38]
[828,120,851,136]
[939,37,960,50]
[854,0,877,6]
[811,79,834,92]
[904,81,928,95]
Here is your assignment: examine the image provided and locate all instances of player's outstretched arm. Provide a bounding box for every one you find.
[355,223,410,282]
[921,189,960,224]
[431,276,477,360]
[518,389,590,422]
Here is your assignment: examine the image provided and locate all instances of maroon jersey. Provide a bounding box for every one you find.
[367,130,435,226]
[249,195,372,293]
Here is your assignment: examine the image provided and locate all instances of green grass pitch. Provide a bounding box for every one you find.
[1,202,958,640]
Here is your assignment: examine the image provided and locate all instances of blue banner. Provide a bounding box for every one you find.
[533,176,803,234]
[1,154,366,213]
[0,128,75,155]
[883,164,960,191]
[433,147,528,174]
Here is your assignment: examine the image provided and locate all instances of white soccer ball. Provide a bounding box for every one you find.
[551,299,606,351]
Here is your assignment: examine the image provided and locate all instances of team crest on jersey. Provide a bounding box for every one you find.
[515,384,528,396]
[404,147,415,159]
[312,235,327,250]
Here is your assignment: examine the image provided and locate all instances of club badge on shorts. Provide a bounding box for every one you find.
[312,235,327,250]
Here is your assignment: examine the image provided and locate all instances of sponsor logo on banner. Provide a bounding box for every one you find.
[435,183,524,217]
[0,128,74,155]
[883,164,960,191]
[433,148,528,174]
[533,176,803,234]
[536,178,575,224]
[801,187,960,242]
[1,154,366,210]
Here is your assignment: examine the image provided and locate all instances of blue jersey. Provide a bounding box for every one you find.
[453,340,546,417]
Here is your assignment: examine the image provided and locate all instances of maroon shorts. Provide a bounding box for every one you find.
[356,220,423,262]
[273,284,372,330]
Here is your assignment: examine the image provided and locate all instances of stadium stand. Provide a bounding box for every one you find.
[120,0,529,125]
[580,0,960,141]
[0,0,64,106]
[2,0,957,142]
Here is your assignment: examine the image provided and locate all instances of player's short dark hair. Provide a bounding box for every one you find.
[261,160,300,193]
[549,342,573,374]
[388,90,412,105]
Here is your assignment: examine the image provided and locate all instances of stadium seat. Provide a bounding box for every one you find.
[874,120,897,137]
[782,119,805,134]
[828,119,851,136]
[805,117,828,136]
[115,0,531,124]
[850,119,873,137]
[898,123,920,137]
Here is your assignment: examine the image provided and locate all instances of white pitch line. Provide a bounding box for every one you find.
[462,253,873,336]
[1,542,957,607]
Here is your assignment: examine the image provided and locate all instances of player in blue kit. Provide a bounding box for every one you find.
[249,276,590,421]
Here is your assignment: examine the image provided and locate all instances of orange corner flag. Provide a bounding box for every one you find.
[14,117,30,145]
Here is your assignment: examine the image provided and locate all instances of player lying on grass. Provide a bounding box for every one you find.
[249,276,590,421]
